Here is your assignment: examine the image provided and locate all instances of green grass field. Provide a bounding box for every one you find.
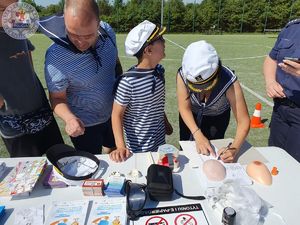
[0,33,277,157]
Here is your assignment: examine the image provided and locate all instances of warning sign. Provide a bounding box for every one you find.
[135,204,209,225]
[175,214,197,225]
[145,216,168,225]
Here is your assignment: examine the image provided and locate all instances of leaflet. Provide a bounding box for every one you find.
[44,200,89,225]
[87,197,126,225]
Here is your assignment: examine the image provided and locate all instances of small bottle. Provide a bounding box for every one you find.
[222,207,236,225]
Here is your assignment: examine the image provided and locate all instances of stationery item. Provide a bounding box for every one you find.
[43,167,68,189]
[217,142,232,160]
[14,205,44,225]
[0,159,47,196]
[44,200,89,225]
[0,162,6,180]
[0,205,5,219]
[87,197,127,225]
[104,172,125,197]
[82,179,104,196]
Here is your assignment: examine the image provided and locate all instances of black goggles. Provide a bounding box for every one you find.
[125,180,147,220]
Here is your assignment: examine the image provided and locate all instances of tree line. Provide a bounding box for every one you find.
[25,0,300,33]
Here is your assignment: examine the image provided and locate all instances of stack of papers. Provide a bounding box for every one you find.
[0,159,47,196]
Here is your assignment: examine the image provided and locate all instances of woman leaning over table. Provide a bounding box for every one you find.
[177,41,250,163]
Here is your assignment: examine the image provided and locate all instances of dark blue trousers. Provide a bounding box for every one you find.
[269,102,300,162]
[70,118,115,154]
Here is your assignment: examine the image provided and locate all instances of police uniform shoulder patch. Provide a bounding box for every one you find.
[286,18,300,28]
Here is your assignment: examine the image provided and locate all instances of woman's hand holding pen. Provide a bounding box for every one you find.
[217,142,238,163]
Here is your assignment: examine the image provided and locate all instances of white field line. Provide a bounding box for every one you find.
[164,37,274,108]
[120,55,267,61]
[240,83,274,107]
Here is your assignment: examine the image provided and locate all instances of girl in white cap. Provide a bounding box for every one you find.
[177,41,250,163]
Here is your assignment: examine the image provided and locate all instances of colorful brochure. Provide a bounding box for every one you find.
[44,200,89,225]
[87,197,126,225]
[0,159,47,196]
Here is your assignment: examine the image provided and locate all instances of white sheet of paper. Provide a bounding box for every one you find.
[14,205,44,225]
[179,141,252,188]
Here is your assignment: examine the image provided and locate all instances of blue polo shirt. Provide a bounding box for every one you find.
[45,21,117,126]
[269,19,300,106]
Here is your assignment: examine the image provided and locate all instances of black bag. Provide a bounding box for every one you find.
[146,164,173,201]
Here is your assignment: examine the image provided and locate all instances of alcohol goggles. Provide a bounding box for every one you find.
[125,180,147,220]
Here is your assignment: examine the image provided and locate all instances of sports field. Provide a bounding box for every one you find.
[0,33,278,157]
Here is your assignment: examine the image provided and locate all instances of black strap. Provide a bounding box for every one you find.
[99,26,116,48]
[174,189,206,200]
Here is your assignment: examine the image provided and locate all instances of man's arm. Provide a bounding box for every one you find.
[49,91,85,137]
[263,56,285,98]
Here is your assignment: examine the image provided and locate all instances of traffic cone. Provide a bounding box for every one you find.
[250,103,265,128]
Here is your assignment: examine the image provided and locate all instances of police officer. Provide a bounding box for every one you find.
[263,19,300,162]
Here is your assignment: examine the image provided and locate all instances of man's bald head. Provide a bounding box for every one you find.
[64,0,99,24]
[64,0,100,51]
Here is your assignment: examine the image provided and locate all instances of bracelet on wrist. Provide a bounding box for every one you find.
[192,128,200,136]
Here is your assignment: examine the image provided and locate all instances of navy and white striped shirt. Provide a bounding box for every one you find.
[45,21,117,126]
[114,65,166,152]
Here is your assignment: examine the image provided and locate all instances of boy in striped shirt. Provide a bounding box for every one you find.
[110,20,172,162]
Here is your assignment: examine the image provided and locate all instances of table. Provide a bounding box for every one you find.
[180,138,300,225]
[0,139,299,225]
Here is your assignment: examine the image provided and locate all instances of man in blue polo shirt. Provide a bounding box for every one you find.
[42,0,122,154]
[263,19,300,162]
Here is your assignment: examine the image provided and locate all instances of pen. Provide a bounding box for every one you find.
[217,142,232,160]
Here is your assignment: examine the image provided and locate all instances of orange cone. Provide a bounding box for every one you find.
[250,103,265,128]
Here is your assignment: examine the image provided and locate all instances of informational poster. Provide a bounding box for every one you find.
[134,203,209,225]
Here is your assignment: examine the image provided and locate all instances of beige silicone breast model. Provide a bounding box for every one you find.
[202,159,226,181]
[246,161,272,185]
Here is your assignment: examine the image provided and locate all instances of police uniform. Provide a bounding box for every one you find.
[268,19,300,162]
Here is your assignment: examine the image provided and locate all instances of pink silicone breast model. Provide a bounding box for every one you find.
[246,161,272,185]
[202,159,226,181]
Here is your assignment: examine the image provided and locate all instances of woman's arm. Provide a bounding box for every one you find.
[223,80,250,162]
[176,73,215,156]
